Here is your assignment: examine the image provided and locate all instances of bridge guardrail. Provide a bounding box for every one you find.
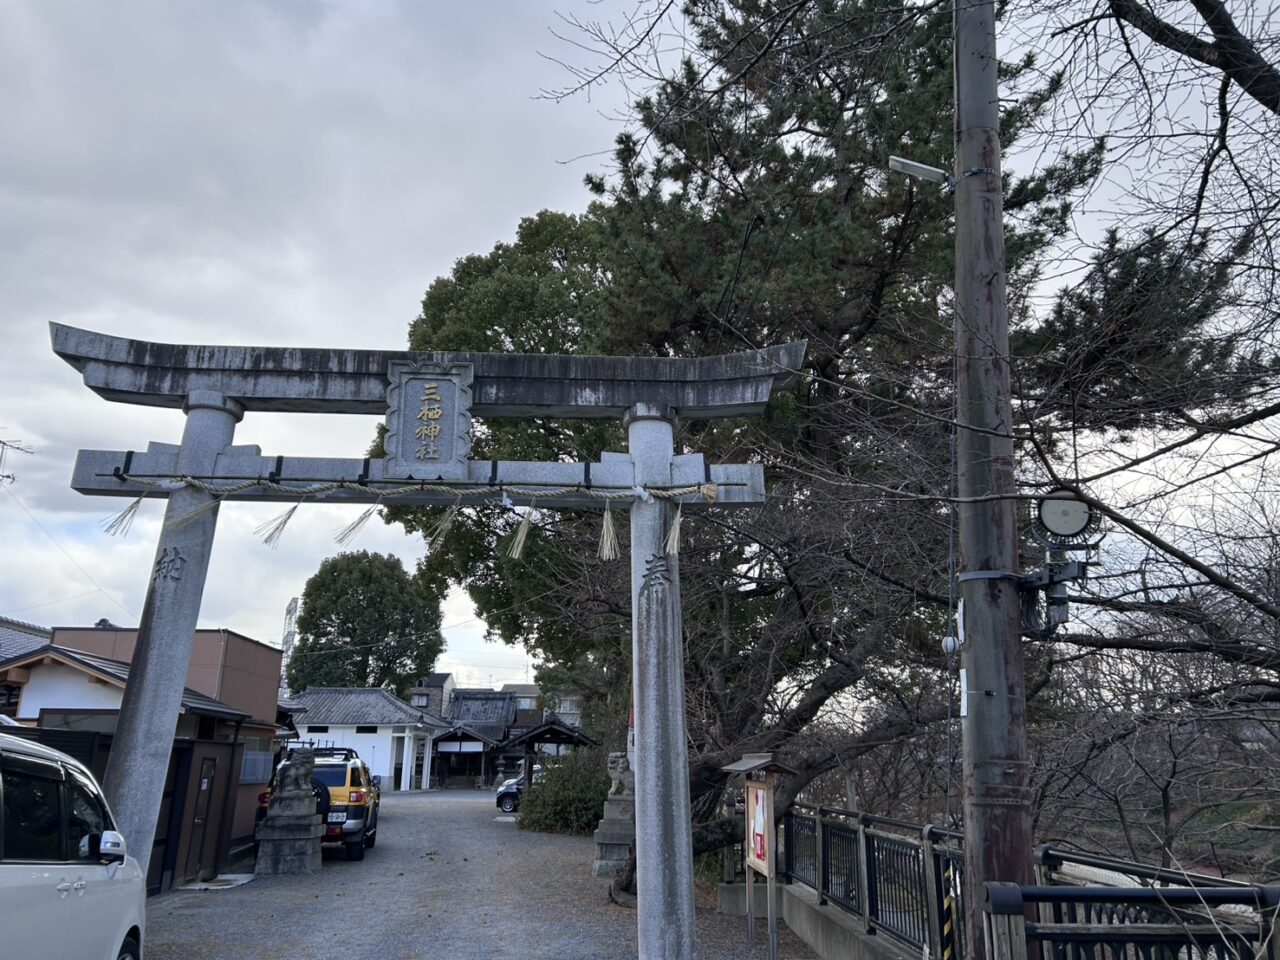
[778,803,1257,960]
[983,882,1280,960]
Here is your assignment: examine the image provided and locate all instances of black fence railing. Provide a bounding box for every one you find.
[784,807,817,888]
[866,829,930,946]
[824,818,859,913]
[778,804,1265,960]
[983,882,1280,960]
[782,805,966,960]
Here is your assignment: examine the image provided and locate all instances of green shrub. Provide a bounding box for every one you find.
[518,746,610,835]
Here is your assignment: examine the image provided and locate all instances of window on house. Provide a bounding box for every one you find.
[0,683,20,714]
[306,725,329,733]
[239,737,275,784]
[410,695,427,707]
[355,725,378,734]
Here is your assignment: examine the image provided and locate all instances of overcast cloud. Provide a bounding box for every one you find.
[0,1,628,686]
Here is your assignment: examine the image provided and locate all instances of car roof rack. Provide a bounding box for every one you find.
[287,745,360,762]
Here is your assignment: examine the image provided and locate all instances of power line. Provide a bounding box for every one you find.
[1,485,137,620]
[3,588,105,616]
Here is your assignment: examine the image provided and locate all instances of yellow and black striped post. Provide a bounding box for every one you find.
[941,860,957,960]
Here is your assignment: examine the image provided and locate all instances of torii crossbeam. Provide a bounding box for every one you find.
[53,322,804,960]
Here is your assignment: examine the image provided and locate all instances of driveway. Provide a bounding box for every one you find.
[145,790,814,959]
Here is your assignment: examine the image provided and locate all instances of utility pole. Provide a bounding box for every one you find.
[953,0,1034,956]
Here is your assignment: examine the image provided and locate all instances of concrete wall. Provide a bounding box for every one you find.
[50,627,139,665]
[17,662,123,719]
[232,780,264,845]
[217,633,281,724]
[718,883,915,960]
[186,631,224,703]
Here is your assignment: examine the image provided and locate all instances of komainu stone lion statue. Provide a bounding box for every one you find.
[607,751,635,797]
[279,749,316,794]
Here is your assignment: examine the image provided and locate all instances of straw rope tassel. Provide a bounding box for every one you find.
[664,504,683,556]
[255,502,301,548]
[505,509,533,559]
[102,494,146,537]
[165,495,223,532]
[698,482,719,503]
[426,500,460,553]
[335,499,382,547]
[598,502,620,561]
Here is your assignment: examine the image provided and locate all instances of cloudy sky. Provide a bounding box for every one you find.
[0,1,630,687]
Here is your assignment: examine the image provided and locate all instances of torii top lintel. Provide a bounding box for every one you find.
[50,323,806,420]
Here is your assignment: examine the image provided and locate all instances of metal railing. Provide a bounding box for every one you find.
[782,804,966,960]
[778,804,1264,960]
[983,882,1280,960]
[1034,844,1252,891]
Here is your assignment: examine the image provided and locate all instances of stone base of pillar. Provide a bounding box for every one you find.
[592,797,636,878]
[254,791,323,875]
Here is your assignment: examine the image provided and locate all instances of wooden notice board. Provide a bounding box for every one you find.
[745,778,774,878]
[722,752,795,960]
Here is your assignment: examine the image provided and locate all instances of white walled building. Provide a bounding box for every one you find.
[291,687,449,791]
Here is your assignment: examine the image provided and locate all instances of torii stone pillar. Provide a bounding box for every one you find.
[51,323,804,960]
[102,390,242,865]
[628,403,696,958]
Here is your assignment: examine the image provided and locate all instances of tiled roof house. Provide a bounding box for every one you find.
[291,687,448,792]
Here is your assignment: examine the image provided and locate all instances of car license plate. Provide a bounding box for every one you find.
[327,812,345,823]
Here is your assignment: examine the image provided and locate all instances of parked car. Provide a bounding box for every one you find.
[495,765,544,813]
[0,731,146,959]
[256,747,381,861]
[497,764,542,792]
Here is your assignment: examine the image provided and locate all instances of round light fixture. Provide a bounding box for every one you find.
[1032,489,1101,547]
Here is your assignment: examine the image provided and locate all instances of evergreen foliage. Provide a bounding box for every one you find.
[287,550,443,697]
[385,0,1280,870]
[517,747,611,836]
[392,0,1111,822]
[1014,228,1273,433]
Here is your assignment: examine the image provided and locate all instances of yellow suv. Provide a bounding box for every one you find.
[256,747,381,861]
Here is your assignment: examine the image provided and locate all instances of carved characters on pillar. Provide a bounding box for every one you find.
[637,553,681,659]
[152,547,187,583]
[384,359,473,481]
[641,554,671,593]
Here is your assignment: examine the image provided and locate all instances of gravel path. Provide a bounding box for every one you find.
[145,790,816,959]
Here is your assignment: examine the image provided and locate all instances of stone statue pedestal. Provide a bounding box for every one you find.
[592,795,636,878]
[255,755,323,875]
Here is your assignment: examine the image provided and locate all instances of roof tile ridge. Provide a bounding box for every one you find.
[0,614,53,635]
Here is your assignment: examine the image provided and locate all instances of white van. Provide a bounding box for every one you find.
[0,732,146,959]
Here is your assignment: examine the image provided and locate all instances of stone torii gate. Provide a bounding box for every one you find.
[52,322,803,960]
